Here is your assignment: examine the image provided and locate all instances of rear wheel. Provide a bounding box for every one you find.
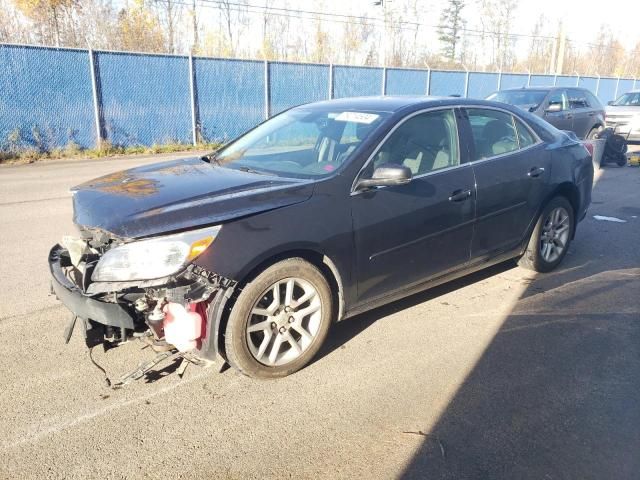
[519,196,574,273]
[224,258,333,379]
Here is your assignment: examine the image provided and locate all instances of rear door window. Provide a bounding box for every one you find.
[567,89,590,109]
[466,109,519,160]
[585,90,603,109]
[514,117,536,148]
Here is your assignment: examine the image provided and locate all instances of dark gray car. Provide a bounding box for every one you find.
[487,87,605,139]
[49,97,593,380]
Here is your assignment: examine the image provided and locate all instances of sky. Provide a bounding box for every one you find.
[348,0,640,50]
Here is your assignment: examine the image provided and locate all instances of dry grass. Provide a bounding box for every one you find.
[0,141,220,165]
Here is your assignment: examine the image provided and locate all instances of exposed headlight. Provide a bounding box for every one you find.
[91,225,221,282]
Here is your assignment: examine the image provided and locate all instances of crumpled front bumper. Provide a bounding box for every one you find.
[49,244,136,330]
[48,243,237,363]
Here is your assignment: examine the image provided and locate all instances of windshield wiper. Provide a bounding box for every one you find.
[201,152,221,165]
[235,166,271,176]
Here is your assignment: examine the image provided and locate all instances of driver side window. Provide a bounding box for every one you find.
[467,108,518,161]
[548,90,568,111]
[369,109,459,177]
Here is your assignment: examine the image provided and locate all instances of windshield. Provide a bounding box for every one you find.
[612,92,640,106]
[210,108,389,178]
[487,90,548,109]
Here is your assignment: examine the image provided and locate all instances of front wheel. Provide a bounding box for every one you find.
[519,196,574,273]
[586,126,602,140]
[224,258,333,379]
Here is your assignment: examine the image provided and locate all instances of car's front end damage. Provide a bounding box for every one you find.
[49,224,237,386]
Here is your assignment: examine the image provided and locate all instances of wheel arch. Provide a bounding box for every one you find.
[216,247,347,360]
[545,182,581,239]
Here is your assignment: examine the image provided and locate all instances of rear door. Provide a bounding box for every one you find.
[567,88,592,138]
[351,108,475,303]
[462,107,550,259]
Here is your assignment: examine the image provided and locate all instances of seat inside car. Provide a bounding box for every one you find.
[480,119,515,157]
[400,116,451,175]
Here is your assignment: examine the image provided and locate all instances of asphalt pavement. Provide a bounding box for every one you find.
[0,154,638,479]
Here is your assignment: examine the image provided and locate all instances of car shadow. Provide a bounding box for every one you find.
[396,167,640,479]
[317,261,515,363]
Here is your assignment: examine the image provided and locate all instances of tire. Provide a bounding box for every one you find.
[224,258,333,379]
[519,196,574,273]
[586,126,601,140]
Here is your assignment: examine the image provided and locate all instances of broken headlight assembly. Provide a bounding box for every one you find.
[91,225,221,282]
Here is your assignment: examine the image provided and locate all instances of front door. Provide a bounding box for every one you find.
[462,107,550,259]
[351,108,475,304]
[543,89,573,131]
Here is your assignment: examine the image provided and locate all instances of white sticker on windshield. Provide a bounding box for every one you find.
[335,112,380,124]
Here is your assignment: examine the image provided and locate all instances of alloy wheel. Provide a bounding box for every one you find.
[540,206,570,263]
[246,278,322,366]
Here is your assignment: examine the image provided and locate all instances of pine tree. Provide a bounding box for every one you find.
[438,0,466,62]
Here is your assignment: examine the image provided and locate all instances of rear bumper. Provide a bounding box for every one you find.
[49,245,136,329]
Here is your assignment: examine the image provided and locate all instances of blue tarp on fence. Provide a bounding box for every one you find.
[333,66,383,98]
[96,52,192,146]
[500,73,529,90]
[430,71,466,96]
[386,68,428,95]
[0,43,637,151]
[467,72,498,99]
[194,57,264,143]
[0,44,95,150]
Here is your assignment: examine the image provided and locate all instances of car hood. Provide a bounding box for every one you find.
[71,157,315,239]
[605,105,640,115]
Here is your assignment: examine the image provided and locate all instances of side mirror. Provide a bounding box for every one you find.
[607,100,614,106]
[545,103,562,113]
[356,164,412,191]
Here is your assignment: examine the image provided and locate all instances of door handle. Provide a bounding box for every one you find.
[528,167,545,178]
[449,189,472,202]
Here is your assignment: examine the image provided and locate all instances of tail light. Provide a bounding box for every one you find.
[582,141,594,158]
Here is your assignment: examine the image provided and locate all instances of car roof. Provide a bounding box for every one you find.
[293,95,514,113]
[498,86,566,92]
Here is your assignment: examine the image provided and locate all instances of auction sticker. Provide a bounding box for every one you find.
[335,112,380,124]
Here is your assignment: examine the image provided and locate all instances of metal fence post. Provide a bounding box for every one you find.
[464,69,470,98]
[426,67,431,95]
[575,74,580,86]
[614,76,621,99]
[526,70,531,87]
[553,74,558,86]
[88,48,103,148]
[188,54,198,146]
[328,63,334,99]
[382,66,387,95]
[497,70,502,90]
[263,60,270,120]
[595,74,601,97]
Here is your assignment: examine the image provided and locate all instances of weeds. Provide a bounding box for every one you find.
[0,140,220,165]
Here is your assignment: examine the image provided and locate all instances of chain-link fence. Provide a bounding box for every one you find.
[1,42,639,154]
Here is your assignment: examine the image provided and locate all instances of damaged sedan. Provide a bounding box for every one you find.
[50,96,593,380]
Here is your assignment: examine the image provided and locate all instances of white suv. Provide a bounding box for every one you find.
[606,90,640,143]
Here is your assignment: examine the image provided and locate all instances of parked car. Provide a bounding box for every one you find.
[486,87,605,139]
[49,96,593,379]
[605,90,640,143]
